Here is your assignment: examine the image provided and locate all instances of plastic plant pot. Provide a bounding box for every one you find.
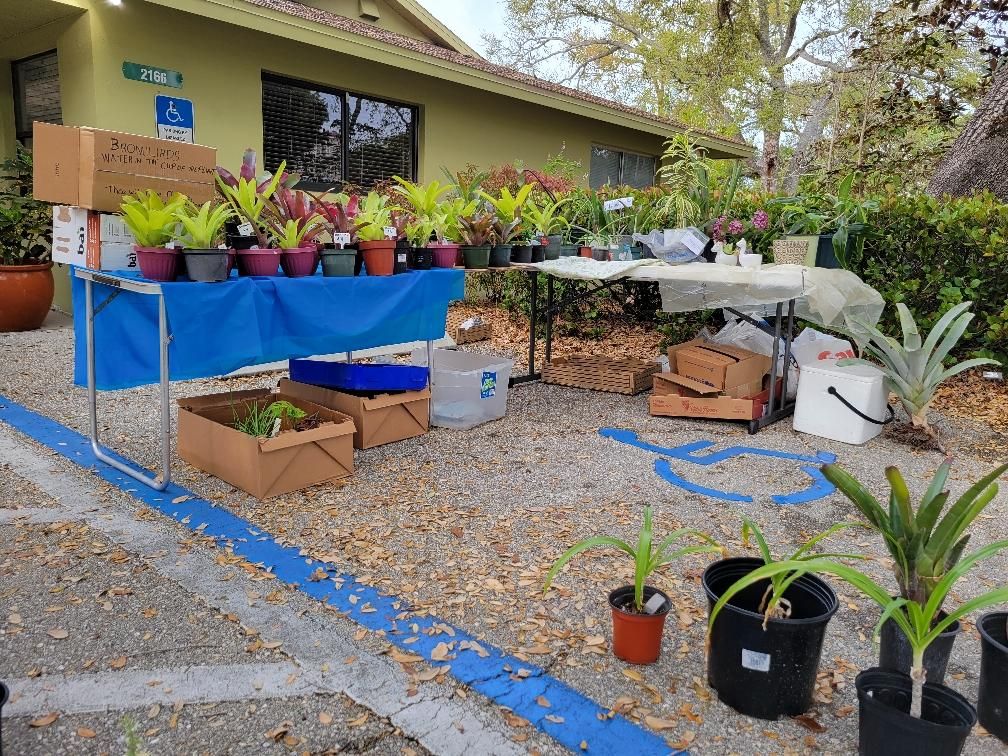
[135,246,180,282]
[237,248,281,277]
[511,245,533,264]
[591,247,610,262]
[531,246,546,263]
[408,247,433,270]
[544,245,561,261]
[703,557,838,720]
[280,247,318,278]
[579,246,592,258]
[978,612,1008,743]
[321,247,357,277]
[608,586,670,665]
[489,245,512,268]
[879,613,960,685]
[359,240,396,276]
[430,243,460,268]
[182,249,230,282]
[547,234,564,248]
[461,245,491,269]
[394,240,410,275]
[558,245,578,257]
[855,668,976,756]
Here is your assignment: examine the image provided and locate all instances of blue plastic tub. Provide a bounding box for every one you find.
[289,359,428,393]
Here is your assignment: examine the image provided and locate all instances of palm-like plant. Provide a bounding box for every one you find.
[544,506,722,612]
[822,460,1008,607]
[480,184,534,224]
[174,201,233,249]
[393,177,451,217]
[841,302,999,444]
[120,191,188,248]
[524,196,570,238]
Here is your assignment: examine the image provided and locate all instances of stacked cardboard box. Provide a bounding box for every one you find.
[649,339,776,420]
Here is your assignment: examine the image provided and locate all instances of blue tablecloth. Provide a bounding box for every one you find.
[73,269,465,390]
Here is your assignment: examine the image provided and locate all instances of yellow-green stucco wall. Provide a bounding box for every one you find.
[3,0,679,312]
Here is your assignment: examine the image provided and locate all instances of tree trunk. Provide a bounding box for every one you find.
[928,61,1008,200]
[781,90,832,194]
[762,129,781,193]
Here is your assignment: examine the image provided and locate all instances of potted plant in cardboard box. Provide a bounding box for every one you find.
[355,192,397,276]
[0,146,54,331]
[457,212,494,269]
[174,200,234,282]
[544,506,721,665]
[120,190,188,282]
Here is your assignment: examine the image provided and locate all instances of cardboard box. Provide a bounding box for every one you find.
[177,389,355,499]
[454,322,493,345]
[650,372,781,421]
[668,339,770,392]
[280,378,429,450]
[52,206,138,271]
[33,122,216,211]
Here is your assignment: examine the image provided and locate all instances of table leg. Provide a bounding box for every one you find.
[426,339,434,426]
[544,274,555,365]
[86,280,171,490]
[510,270,541,386]
[748,299,798,434]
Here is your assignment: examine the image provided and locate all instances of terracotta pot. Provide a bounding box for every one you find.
[579,246,592,258]
[0,262,55,332]
[430,243,460,268]
[237,248,281,277]
[608,586,669,665]
[135,245,180,282]
[359,239,396,276]
[280,247,319,278]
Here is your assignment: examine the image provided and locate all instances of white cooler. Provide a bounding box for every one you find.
[793,359,889,445]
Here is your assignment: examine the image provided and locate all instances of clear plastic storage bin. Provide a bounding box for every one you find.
[411,348,513,430]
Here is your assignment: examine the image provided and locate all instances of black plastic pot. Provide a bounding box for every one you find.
[856,668,975,756]
[394,240,409,274]
[978,612,1008,743]
[879,613,960,684]
[489,245,511,268]
[408,246,433,270]
[815,233,841,269]
[511,245,533,264]
[321,246,356,277]
[462,245,490,269]
[591,247,609,261]
[182,249,230,282]
[703,557,838,720]
[531,246,546,263]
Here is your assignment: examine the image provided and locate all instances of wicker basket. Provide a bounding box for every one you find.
[772,239,810,266]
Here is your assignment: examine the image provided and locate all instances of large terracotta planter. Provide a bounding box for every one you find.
[0,262,55,332]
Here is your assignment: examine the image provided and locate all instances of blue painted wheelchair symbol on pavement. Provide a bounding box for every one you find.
[599,428,837,506]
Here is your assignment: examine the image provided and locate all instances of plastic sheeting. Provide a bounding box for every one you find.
[534,259,884,337]
[72,269,465,390]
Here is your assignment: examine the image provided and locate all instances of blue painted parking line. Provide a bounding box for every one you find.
[0,395,680,755]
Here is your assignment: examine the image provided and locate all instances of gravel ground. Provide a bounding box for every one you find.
[1,312,1006,754]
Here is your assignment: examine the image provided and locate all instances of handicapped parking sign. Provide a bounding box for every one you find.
[155,95,194,143]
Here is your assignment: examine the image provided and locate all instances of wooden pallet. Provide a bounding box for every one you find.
[542,355,660,395]
[453,322,494,345]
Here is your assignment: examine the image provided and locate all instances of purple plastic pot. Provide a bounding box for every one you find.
[280,247,318,278]
[237,248,281,277]
[135,246,179,282]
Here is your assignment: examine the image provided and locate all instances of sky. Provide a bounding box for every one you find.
[416,0,505,54]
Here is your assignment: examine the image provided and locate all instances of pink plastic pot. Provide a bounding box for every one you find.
[135,246,179,282]
[280,247,318,278]
[430,243,460,268]
[237,248,281,277]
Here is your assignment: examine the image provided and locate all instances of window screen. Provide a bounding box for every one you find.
[590,145,657,189]
[589,146,622,188]
[622,152,656,189]
[13,51,62,141]
[262,75,417,190]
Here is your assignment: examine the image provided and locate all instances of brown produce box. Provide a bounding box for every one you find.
[33,122,216,211]
[279,378,429,450]
[668,339,770,392]
[177,389,355,499]
[650,372,781,421]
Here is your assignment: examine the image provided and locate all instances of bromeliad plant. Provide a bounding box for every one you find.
[491,217,522,246]
[457,212,496,247]
[822,459,1008,607]
[393,177,451,217]
[354,192,396,243]
[120,191,188,248]
[544,506,722,612]
[215,149,291,248]
[406,216,437,248]
[524,196,570,239]
[233,399,307,437]
[841,302,1000,444]
[480,184,534,224]
[174,201,233,249]
[312,193,363,244]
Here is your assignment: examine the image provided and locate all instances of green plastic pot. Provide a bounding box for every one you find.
[462,245,491,269]
[321,247,356,277]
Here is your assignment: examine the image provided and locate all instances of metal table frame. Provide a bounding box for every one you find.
[77,268,436,491]
[506,269,798,434]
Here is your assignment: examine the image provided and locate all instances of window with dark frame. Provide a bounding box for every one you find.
[13,50,62,143]
[262,75,417,191]
[589,145,657,189]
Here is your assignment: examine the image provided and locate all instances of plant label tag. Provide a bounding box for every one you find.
[481,371,497,399]
[741,649,771,672]
[643,593,667,615]
[383,226,397,239]
[269,417,282,439]
[604,196,633,212]
[397,253,407,263]
[217,244,227,250]
[333,233,351,247]
[682,234,707,255]
[238,222,254,236]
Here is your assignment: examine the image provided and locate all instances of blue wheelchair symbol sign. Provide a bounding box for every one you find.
[155,95,194,142]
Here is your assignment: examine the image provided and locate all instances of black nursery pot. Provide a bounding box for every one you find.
[855,668,975,756]
[531,245,546,263]
[703,557,838,720]
[511,244,533,264]
[394,240,409,274]
[879,612,960,684]
[408,246,433,270]
[978,612,1008,743]
[489,245,511,268]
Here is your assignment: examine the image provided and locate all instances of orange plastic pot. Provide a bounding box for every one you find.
[609,586,670,665]
[359,240,396,276]
[0,262,55,332]
[579,246,592,258]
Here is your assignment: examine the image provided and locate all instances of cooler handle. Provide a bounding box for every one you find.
[827,386,895,425]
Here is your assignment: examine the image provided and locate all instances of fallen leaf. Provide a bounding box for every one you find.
[431,642,453,661]
[415,665,450,682]
[644,715,677,731]
[504,713,529,728]
[109,656,127,670]
[265,721,292,741]
[148,703,160,719]
[318,711,333,725]
[77,727,96,738]
[545,714,565,724]
[46,628,68,639]
[260,640,283,650]
[451,526,463,538]
[30,713,59,728]
[171,495,191,504]
[347,712,369,727]
[390,648,423,664]
[622,669,643,682]
[793,714,826,733]
[536,695,551,708]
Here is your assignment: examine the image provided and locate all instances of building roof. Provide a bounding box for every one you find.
[157,0,752,157]
[381,0,480,57]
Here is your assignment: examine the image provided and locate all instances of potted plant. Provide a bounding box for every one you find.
[977,611,1008,742]
[266,187,325,277]
[524,197,570,258]
[713,534,1008,755]
[585,231,611,262]
[430,198,475,268]
[457,212,494,269]
[822,459,1008,683]
[703,518,848,719]
[490,217,520,267]
[406,216,436,270]
[313,193,362,277]
[544,506,720,664]
[354,191,397,276]
[392,177,451,218]
[390,209,412,274]
[215,154,288,276]
[480,185,534,264]
[173,201,234,282]
[120,190,188,282]
[0,146,54,332]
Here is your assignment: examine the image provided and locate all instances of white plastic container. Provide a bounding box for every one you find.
[411,348,513,430]
[793,359,888,445]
